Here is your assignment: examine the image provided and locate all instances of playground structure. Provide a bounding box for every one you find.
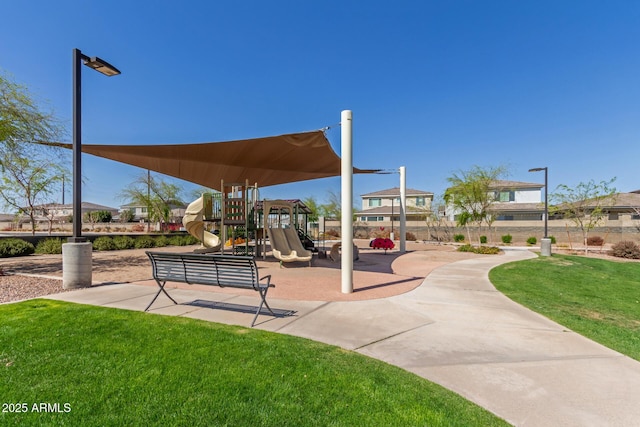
[182,196,222,253]
[182,183,314,265]
[182,180,259,256]
[261,200,313,266]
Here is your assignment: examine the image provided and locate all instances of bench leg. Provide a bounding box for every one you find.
[251,285,276,327]
[145,280,178,311]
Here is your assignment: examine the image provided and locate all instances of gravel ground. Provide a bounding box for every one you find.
[0,274,71,304]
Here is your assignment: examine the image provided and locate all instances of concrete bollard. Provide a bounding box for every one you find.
[540,238,552,257]
[62,242,93,289]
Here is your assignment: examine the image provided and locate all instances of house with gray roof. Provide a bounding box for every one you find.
[446,180,545,222]
[357,187,434,222]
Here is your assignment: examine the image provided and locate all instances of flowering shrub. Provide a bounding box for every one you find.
[370,238,395,253]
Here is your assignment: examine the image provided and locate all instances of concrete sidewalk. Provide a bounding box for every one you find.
[45,248,640,426]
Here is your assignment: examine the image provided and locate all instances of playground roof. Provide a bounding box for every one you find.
[50,130,377,190]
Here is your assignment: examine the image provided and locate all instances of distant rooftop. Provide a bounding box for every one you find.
[361,187,433,197]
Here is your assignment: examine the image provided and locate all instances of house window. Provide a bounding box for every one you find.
[416,196,426,206]
[368,198,382,207]
[497,191,515,202]
[609,213,619,220]
[365,216,384,222]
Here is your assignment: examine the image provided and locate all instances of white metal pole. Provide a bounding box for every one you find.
[341,110,353,293]
[399,166,407,253]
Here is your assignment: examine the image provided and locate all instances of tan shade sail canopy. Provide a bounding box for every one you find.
[52,130,378,190]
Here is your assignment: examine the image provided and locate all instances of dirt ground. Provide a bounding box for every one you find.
[1,240,489,303]
[5,239,633,305]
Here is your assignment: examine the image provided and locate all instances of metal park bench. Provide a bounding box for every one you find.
[145,251,274,326]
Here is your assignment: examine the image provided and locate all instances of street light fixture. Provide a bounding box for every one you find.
[64,48,120,290]
[529,167,552,256]
[70,48,120,243]
[528,167,548,238]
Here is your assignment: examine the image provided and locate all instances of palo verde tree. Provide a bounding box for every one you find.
[550,178,617,253]
[120,171,184,232]
[0,71,67,234]
[419,194,452,242]
[302,196,320,223]
[444,165,509,243]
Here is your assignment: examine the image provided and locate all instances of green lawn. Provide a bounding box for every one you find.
[0,300,508,426]
[490,254,640,361]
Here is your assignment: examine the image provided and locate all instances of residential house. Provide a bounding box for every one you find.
[120,201,187,223]
[20,202,119,223]
[446,180,545,222]
[357,187,434,223]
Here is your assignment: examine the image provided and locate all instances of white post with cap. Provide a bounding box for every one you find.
[341,110,353,294]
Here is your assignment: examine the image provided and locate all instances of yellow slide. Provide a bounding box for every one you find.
[182,196,221,252]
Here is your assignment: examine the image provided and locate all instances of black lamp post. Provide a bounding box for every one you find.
[528,167,548,238]
[70,48,120,242]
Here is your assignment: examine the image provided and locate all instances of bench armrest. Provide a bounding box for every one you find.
[259,274,274,288]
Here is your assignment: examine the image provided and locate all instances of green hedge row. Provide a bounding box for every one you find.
[0,235,200,258]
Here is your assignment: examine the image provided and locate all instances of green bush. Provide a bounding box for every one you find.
[134,236,156,249]
[479,235,487,244]
[0,238,35,258]
[184,235,199,245]
[35,238,64,254]
[549,235,557,244]
[457,244,500,255]
[113,235,135,250]
[169,235,188,246]
[526,237,537,246]
[609,241,640,259]
[154,235,170,247]
[454,234,465,242]
[501,234,512,244]
[93,236,116,251]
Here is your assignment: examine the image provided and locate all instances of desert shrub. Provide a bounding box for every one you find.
[474,245,501,254]
[0,238,35,258]
[93,236,116,251]
[134,236,156,249]
[131,224,145,232]
[35,238,64,254]
[405,232,417,241]
[526,237,537,245]
[325,229,340,239]
[479,235,487,244]
[154,235,170,247]
[457,244,500,255]
[609,241,640,259]
[586,236,604,246]
[453,234,465,242]
[354,229,369,239]
[113,235,135,250]
[501,234,512,244]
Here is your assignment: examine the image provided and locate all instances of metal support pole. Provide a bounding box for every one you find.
[544,167,548,238]
[341,110,353,294]
[399,166,406,253]
[71,48,85,242]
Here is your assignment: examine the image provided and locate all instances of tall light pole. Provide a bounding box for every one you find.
[529,167,550,256]
[64,48,120,289]
[70,48,121,242]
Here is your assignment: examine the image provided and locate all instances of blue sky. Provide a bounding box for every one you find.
[2,1,639,209]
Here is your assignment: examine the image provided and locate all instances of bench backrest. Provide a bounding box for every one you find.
[146,252,260,291]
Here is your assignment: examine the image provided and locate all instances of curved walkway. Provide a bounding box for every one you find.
[45,248,640,426]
